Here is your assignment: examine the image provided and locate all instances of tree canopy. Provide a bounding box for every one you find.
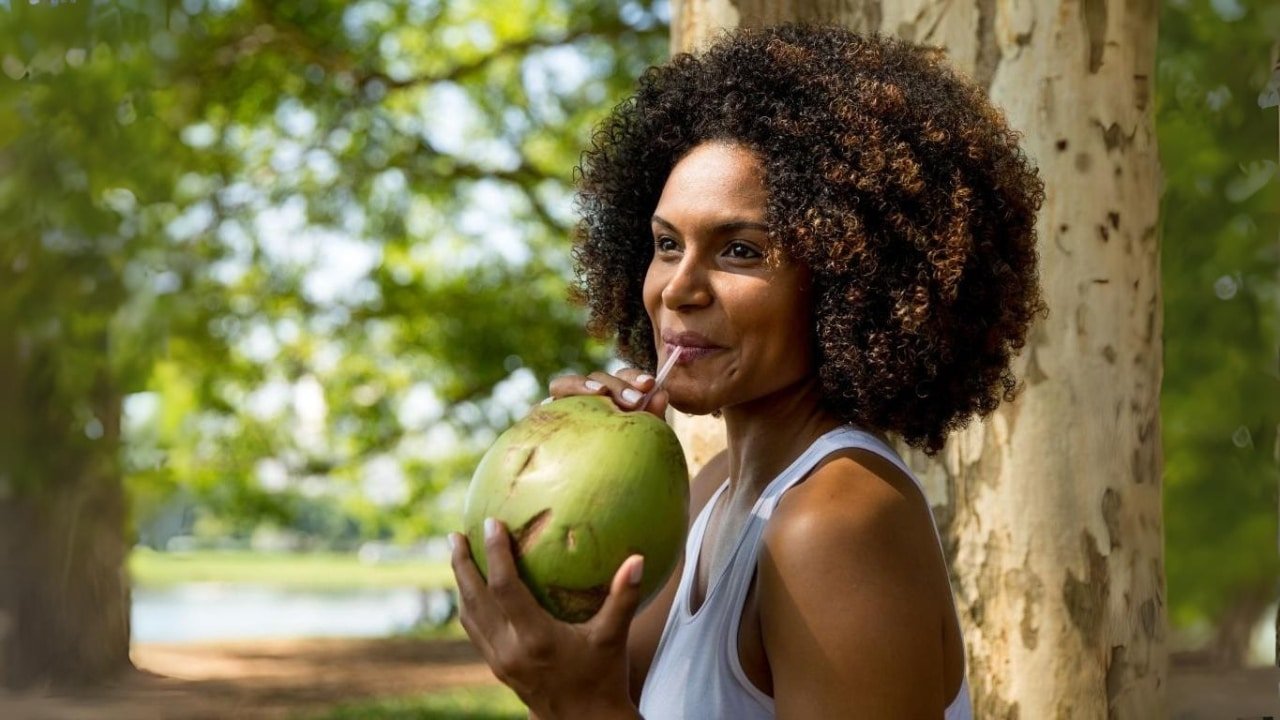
[2,0,666,543]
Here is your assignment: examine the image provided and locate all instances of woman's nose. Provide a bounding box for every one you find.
[661,255,713,310]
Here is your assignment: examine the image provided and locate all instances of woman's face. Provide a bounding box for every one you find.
[643,141,815,415]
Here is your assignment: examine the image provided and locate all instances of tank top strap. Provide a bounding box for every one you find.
[756,425,903,519]
[673,478,730,608]
[718,425,920,609]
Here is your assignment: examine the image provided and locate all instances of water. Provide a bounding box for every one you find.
[132,584,428,643]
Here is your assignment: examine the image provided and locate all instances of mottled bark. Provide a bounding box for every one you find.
[669,1,1168,716]
[669,411,727,473]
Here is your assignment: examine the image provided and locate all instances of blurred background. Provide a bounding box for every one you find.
[0,0,1276,718]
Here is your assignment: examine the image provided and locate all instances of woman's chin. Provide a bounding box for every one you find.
[667,396,722,417]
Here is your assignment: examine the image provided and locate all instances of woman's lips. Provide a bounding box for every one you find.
[664,343,723,364]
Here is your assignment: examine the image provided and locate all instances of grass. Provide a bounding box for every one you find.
[129,548,455,590]
[301,685,526,720]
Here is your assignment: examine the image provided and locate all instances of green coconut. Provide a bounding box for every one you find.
[463,395,689,623]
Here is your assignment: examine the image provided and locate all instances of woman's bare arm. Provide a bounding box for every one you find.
[759,452,951,719]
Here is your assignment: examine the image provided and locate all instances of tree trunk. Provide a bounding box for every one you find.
[1206,581,1272,668]
[0,334,132,689]
[669,1,1168,716]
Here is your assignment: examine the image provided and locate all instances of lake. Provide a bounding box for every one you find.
[131,584,449,643]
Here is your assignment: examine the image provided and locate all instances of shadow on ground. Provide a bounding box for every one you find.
[0,638,497,720]
[0,638,1275,719]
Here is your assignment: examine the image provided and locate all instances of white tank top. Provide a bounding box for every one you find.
[637,425,973,719]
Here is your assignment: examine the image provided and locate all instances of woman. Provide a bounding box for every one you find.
[448,24,1044,719]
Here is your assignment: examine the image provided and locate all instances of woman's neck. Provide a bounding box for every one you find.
[719,375,844,500]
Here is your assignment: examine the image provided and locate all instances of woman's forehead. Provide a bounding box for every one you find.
[655,142,768,222]
[666,141,764,187]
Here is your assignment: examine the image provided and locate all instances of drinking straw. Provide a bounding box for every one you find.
[638,346,683,412]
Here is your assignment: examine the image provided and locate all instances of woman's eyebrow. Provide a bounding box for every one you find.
[650,214,768,233]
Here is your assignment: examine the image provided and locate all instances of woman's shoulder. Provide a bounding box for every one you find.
[759,447,948,613]
[775,445,934,527]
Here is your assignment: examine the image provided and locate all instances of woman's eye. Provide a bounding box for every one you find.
[726,241,762,259]
[654,236,679,253]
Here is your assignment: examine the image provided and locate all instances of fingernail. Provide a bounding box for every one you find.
[636,374,654,386]
[629,557,644,586]
[539,397,553,405]
[446,533,457,552]
[621,388,642,405]
[484,518,499,541]
[584,380,604,392]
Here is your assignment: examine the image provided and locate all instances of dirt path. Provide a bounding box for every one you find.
[0,638,501,720]
[1169,663,1279,719]
[0,638,1275,719]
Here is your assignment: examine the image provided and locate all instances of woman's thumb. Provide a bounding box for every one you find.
[590,555,646,641]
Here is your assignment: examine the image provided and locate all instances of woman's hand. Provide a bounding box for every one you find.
[448,366,661,718]
[548,368,669,419]
[449,521,646,720]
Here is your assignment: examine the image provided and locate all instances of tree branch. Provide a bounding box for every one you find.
[245,0,629,96]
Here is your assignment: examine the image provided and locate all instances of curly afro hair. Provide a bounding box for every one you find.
[572,24,1046,455]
